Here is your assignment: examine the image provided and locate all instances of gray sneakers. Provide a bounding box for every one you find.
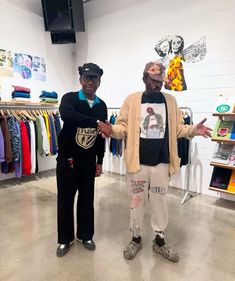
[152,241,179,262]
[123,240,142,260]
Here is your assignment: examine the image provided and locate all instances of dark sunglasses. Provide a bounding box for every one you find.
[82,76,100,83]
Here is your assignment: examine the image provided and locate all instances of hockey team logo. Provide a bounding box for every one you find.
[75,128,97,149]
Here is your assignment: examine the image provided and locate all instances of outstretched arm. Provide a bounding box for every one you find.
[195,118,212,138]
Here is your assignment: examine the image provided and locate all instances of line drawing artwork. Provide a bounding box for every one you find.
[154,35,207,92]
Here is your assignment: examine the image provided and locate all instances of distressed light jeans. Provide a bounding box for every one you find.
[127,164,169,237]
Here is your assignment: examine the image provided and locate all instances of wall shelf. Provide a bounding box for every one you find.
[210,111,235,195]
[213,112,235,117]
[209,186,235,195]
[211,138,235,143]
[210,162,235,169]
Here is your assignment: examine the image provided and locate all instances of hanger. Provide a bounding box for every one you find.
[17,110,25,120]
[10,110,21,121]
[28,110,37,120]
[31,110,38,117]
[28,110,37,121]
[3,109,10,115]
[20,110,35,121]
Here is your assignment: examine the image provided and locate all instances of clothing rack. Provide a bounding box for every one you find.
[107,107,120,113]
[179,106,197,204]
[108,107,120,117]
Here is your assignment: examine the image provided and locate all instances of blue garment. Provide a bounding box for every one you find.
[0,126,5,163]
[12,91,31,98]
[49,115,57,155]
[54,115,61,137]
[1,161,9,174]
[77,89,101,108]
[40,91,58,99]
[109,115,117,156]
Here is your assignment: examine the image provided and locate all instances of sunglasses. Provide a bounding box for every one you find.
[82,76,100,83]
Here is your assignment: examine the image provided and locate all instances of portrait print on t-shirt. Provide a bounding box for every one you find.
[140,103,166,139]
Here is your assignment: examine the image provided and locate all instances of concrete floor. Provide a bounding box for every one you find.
[0,170,235,281]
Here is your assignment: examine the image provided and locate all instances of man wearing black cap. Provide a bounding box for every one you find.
[99,61,212,262]
[56,63,107,257]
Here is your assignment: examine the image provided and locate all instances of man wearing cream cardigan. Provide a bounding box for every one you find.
[99,61,212,262]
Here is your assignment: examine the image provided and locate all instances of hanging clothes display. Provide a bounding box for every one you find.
[109,112,123,157]
[0,126,5,163]
[0,106,61,178]
[177,112,191,166]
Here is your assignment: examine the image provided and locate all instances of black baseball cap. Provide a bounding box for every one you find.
[78,63,103,78]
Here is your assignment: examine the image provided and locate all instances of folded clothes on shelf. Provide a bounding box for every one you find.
[40,91,58,99]
[11,98,32,102]
[12,91,31,99]
[12,85,31,93]
[40,97,58,103]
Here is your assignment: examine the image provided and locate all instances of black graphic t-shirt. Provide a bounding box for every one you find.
[139,91,169,166]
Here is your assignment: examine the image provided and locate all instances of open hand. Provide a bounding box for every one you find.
[196,118,212,138]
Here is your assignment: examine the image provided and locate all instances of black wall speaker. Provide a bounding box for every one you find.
[41,0,85,32]
[51,31,76,44]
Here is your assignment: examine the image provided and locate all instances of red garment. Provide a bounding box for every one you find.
[20,121,31,175]
[12,85,31,93]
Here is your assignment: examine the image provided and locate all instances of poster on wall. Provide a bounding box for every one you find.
[154,36,207,92]
[0,48,46,81]
[0,48,13,77]
[32,56,46,81]
[13,53,33,80]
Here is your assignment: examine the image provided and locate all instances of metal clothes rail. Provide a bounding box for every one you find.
[179,106,198,204]
[0,101,59,110]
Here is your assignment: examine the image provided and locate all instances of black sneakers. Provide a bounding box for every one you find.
[56,239,96,257]
[56,241,74,257]
[77,239,96,251]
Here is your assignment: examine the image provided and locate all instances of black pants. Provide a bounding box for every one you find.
[56,155,96,244]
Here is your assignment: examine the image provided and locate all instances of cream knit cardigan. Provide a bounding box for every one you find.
[111,92,197,176]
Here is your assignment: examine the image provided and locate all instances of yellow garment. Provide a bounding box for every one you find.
[111,92,197,175]
[165,56,187,92]
[43,113,51,152]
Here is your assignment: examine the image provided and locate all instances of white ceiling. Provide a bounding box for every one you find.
[6,0,43,16]
[6,0,90,17]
